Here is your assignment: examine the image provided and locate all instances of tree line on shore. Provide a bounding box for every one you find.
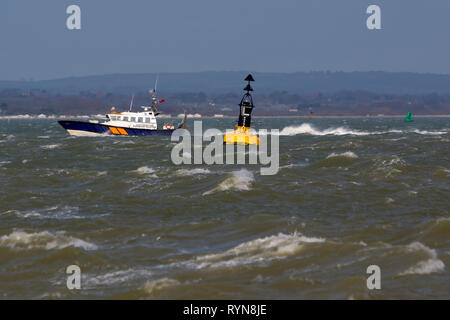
[0,89,449,116]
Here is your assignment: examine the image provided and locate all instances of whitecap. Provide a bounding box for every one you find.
[84,268,152,287]
[399,242,445,276]
[410,129,448,135]
[41,144,61,150]
[0,230,97,251]
[142,278,180,294]
[277,123,408,136]
[175,168,211,176]
[372,156,406,177]
[134,166,155,175]
[400,259,445,276]
[278,123,370,136]
[326,151,359,159]
[203,169,254,195]
[177,232,325,269]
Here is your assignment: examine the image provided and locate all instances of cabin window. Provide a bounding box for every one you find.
[111,116,117,120]
[131,117,136,122]
[145,118,151,123]
[123,117,129,121]
[138,117,143,122]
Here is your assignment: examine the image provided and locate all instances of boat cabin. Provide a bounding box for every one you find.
[106,109,158,130]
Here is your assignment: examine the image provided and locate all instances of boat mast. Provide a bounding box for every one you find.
[149,75,159,114]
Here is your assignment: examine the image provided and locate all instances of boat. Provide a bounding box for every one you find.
[58,82,187,136]
[223,74,260,146]
[404,110,414,122]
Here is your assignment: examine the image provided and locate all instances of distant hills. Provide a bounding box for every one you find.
[1,71,450,116]
[2,71,450,95]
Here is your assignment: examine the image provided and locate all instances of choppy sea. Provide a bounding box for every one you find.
[0,117,448,299]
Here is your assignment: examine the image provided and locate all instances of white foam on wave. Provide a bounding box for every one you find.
[179,232,325,269]
[3,206,83,220]
[400,259,445,276]
[410,129,448,135]
[326,151,359,159]
[0,230,97,251]
[175,168,211,176]
[134,166,155,175]
[279,161,310,170]
[399,242,445,276]
[279,123,372,136]
[0,161,11,167]
[277,123,432,136]
[203,169,254,195]
[142,278,180,294]
[84,268,153,287]
[41,144,61,150]
[373,156,406,177]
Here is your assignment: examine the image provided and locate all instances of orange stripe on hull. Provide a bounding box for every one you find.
[109,127,120,135]
[117,128,128,135]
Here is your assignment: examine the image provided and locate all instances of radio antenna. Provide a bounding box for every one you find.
[129,94,135,112]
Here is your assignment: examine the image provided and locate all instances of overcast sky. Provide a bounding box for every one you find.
[1,0,450,80]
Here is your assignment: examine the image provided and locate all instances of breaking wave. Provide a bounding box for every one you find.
[142,278,180,294]
[326,151,359,159]
[279,123,373,136]
[399,242,445,276]
[84,268,153,287]
[278,123,447,136]
[0,231,97,251]
[2,206,82,220]
[41,144,61,150]
[134,166,155,175]
[411,129,448,135]
[203,169,254,195]
[180,232,325,269]
[371,156,406,177]
[175,168,211,176]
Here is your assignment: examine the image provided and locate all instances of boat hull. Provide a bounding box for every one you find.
[58,120,175,136]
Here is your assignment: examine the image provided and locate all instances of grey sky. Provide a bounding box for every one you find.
[1,0,449,80]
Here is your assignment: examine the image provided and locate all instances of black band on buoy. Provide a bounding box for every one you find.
[237,74,255,128]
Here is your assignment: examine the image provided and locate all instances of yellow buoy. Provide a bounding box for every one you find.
[223,126,260,145]
[223,74,259,146]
